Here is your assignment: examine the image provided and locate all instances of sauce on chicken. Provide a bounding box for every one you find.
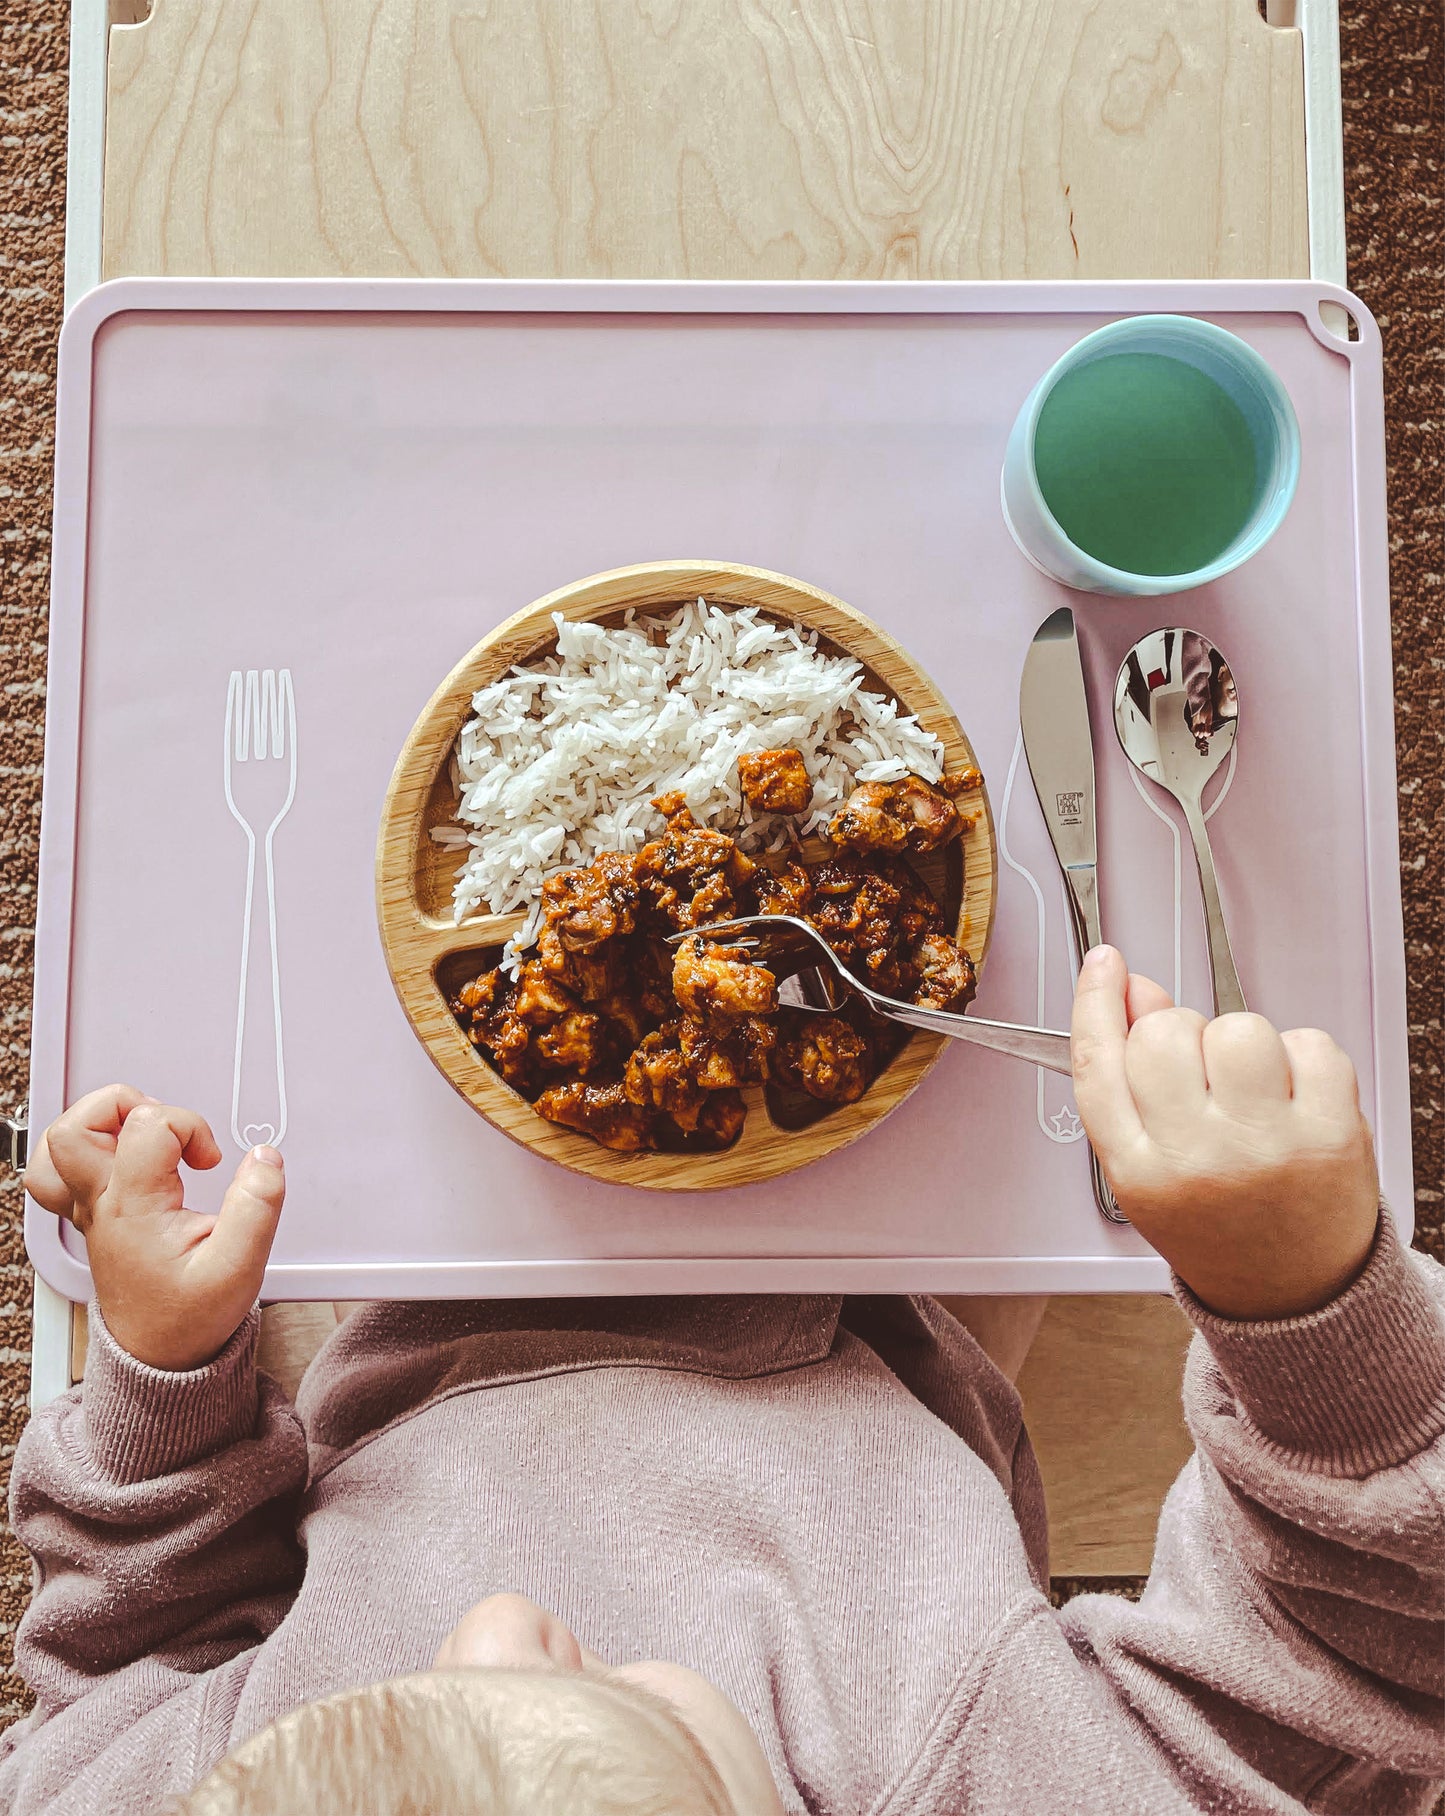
[449,761,982,1153]
[737,747,812,815]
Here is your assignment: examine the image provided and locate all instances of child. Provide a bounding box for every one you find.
[3,948,1441,1813]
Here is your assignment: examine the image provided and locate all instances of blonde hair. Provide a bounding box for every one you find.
[173,1669,736,1816]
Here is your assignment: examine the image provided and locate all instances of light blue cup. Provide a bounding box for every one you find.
[1001,314,1301,596]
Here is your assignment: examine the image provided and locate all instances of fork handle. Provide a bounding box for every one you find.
[882,1003,1073,1075]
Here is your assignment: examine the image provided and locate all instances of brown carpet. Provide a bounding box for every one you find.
[0,7,67,1725]
[1341,1,1445,1265]
[0,0,1440,1732]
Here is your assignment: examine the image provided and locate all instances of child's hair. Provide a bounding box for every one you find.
[171,1669,737,1815]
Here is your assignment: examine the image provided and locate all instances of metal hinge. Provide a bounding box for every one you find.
[4,1115,28,1172]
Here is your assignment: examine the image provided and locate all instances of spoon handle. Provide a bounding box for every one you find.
[1180,796,1247,1015]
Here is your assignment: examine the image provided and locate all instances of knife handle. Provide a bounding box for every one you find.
[1087,1144,1129,1226]
[1062,881,1130,1226]
[1065,866,1102,955]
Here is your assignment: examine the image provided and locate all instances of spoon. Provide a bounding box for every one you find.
[1113,629,1246,1015]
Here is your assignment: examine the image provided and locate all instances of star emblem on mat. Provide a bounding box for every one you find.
[1049,1105,1083,1141]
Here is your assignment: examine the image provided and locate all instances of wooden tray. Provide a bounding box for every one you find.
[376,560,997,1189]
[28,279,1406,1301]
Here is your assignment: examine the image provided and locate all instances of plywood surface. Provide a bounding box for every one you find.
[103,0,1307,282]
[93,0,1314,1575]
[1017,1293,1196,1573]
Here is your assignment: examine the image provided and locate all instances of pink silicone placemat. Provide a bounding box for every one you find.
[28,279,1409,1300]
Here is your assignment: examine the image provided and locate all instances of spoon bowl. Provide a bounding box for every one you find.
[1114,629,1246,1014]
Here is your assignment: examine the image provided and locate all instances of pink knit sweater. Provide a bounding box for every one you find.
[3,1211,1442,1813]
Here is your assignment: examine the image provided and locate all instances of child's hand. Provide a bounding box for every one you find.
[1071,947,1379,1321]
[25,1085,286,1370]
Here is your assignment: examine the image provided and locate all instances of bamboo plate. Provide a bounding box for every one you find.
[376,561,998,1189]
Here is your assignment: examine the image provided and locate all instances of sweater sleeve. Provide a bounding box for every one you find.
[1058,1210,1445,1813]
[0,1304,308,1804]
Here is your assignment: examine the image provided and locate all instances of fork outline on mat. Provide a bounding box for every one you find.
[223,669,297,1152]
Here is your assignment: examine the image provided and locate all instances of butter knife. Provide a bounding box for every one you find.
[1019,606,1127,1224]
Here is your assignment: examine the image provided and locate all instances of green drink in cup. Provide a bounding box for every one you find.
[1002,316,1300,596]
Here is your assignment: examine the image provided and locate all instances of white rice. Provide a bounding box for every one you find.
[434,598,945,950]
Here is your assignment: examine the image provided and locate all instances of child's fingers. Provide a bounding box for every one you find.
[191,1148,286,1291]
[104,1104,219,1217]
[1125,1007,1210,1132]
[182,1124,225,1171]
[1071,947,1146,1156]
[43,1084,152,1211]
[23,1134,75,1221]
[1125,972,1174,1024]
[1280,1027,1363,1122]
[1202,1014,1293,1113]
[173,1118,224,1171]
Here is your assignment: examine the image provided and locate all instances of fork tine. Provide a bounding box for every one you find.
[261,670,279,759]
[665,922,758,947]
[674,916,841,981]
[231,669,294,760]
[778,967,845,1013]
[242,669,263,762]
[677,916,810,954]
[276,668,295,761]
[225,670,244,762]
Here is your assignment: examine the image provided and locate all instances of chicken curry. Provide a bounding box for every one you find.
[448,756,980,1153]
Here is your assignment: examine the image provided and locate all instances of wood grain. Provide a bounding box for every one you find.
[1016,1293,1196,1573]
[377,560,996,1190]
[97,0,1315,1572]
[102,0,1306,282]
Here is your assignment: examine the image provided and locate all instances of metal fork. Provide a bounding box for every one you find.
[671,916,1072,1074]
[223,669,297,1152]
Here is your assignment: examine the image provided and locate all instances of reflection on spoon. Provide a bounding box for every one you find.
[1114,629,1246,1015]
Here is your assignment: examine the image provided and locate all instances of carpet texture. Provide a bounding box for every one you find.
[0,0,1440,1731]
[0,7,67,1726]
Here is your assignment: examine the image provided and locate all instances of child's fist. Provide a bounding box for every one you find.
[25,1085,286,1369]
[1071,948,1379,1321]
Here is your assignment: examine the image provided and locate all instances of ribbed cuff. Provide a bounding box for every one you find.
[81,1304,263,1485]
[1176,1211,1445,1474]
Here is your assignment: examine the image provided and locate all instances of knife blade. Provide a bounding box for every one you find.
[1019,606,1127,1225]
[1020,606,1101,952]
